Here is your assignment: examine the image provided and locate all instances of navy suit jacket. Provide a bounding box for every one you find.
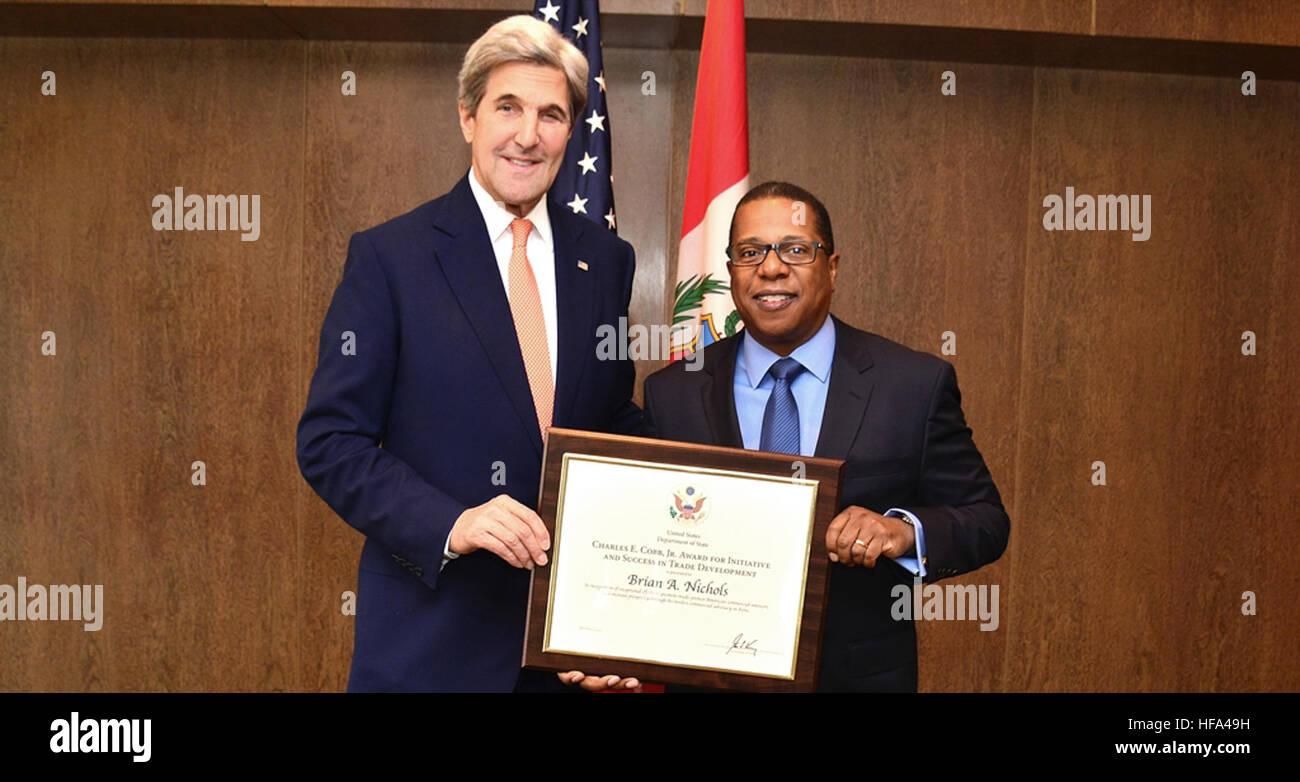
[642,317,1009,691]
[297,174,638,692]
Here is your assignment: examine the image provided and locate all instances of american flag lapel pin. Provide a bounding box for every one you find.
[577,260,589,271]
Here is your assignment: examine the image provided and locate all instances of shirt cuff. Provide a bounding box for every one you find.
[884,508,927,579]
[440,531,460,573]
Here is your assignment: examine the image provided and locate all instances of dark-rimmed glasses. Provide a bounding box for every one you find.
[725,240,829,266]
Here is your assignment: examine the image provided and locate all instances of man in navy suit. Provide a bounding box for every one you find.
[642,182,1010,691]
[297,15,640,692]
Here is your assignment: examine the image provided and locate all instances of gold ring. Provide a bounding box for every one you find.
[853,539,867,548]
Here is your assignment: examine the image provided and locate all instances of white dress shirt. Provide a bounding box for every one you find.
[467,167,558,382]
[445,170,561,567]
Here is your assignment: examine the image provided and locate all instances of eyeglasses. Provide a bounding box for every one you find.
[725,240,829,267]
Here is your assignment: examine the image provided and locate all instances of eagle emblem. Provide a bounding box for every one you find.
[669,485,709,526]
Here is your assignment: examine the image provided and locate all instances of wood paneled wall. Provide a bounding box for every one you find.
[1,22,1295,691]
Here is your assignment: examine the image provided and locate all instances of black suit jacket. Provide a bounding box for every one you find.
[641,316,1009,691]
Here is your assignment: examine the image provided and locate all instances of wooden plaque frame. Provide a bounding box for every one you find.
[522,428,844,692]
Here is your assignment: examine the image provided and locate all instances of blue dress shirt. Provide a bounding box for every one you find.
[733,315,928,577]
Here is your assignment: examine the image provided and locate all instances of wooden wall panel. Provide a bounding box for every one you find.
[0,36,306,690]
[730,0,1092,34]
[605,46,674,394]
[1008,67,1300,691]
[1095,0,1300,48]
[1,17,1296,693]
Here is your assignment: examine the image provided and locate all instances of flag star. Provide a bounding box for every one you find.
[567,194,589,214]
[538,1,560,24]
[594,71,606,92]
[585,111,606,133]
[605,209,616,230]
[572,17,589,39]
[577,152,598,174]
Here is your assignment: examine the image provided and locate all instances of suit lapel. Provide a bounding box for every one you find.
[430,174,543,456]
[551,202,595,427]
[701,335,744,449]
[813,317,876,460]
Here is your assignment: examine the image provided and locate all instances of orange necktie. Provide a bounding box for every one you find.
[508,218,553,438]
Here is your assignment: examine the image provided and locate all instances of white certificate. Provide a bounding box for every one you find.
[543,453,819,680]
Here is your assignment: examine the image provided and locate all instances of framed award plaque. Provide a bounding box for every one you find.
[522,428,845,692]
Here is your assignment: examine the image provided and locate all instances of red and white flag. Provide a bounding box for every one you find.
[670,0,749,359]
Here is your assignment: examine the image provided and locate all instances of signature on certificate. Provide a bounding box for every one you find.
[726,633,759,656]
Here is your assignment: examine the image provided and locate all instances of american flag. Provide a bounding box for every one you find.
[534,0,617,234]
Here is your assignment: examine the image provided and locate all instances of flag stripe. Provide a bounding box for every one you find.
[680,0,749,236]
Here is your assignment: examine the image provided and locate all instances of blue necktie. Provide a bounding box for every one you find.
[759,357,805,455]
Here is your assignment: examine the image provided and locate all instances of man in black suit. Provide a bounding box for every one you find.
[641,181,1009,692]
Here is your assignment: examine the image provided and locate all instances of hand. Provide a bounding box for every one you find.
[825,506,915,568]
[448,494,550,569]
[556,671,642,692]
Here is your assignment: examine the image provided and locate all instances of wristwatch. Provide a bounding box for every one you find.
[887,510,919,559]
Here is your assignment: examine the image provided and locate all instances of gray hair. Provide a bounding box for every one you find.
[458,15,588,126]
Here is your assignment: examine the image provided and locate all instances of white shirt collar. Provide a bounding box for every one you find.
[466,167,552,247]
